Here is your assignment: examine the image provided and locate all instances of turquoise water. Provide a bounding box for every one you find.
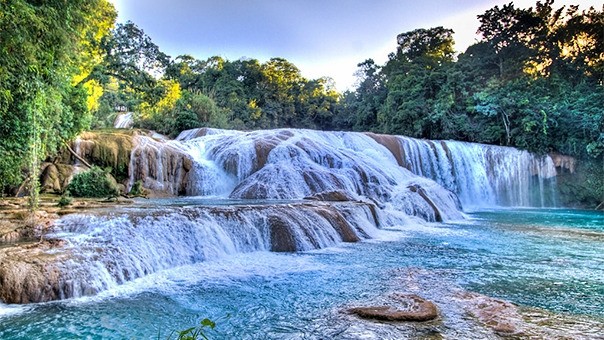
[0,208,602,338]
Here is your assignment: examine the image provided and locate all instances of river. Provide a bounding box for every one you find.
[1,207,602,339]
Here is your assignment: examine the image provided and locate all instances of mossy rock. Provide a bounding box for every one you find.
[74,131,136,180]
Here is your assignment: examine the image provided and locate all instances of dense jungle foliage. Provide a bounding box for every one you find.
[1,0,602,206]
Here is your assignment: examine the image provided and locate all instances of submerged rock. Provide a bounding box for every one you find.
[349,293,439,322]
[457,291,524,334]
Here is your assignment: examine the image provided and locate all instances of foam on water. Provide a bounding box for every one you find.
[146,128,558,210]
[20,200,387,301]
[1,209,602,339]
[63,251,326,306]
[0,304,29,319]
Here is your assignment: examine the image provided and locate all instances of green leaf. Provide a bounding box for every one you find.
[200,318,215,329]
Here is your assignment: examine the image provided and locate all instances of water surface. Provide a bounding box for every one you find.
[0,208,602,339]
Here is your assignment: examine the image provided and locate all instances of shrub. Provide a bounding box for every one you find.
[128,180,146,197]
[57,194,72,207]
[67,166,118,198]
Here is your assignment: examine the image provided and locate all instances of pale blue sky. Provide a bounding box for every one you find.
[109,0,601,90]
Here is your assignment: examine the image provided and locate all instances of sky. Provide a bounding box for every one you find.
[108,0,601,91]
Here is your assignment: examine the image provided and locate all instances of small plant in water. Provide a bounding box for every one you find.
[167,318,216,340]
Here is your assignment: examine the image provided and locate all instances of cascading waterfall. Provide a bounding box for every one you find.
[131,128,557,208]
[0,202,383,303]
[393,136,558,207]
[113,112,133,129]
[0,128,563,304]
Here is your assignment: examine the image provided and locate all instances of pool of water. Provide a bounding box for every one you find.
[0,208,602,338]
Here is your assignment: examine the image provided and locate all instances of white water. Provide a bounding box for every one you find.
[113,112,133,129]
[66,127,559,210]
[396,136,558,207]
[129,128,557,209]
[30,201,382,300]
[6,128,561,303]
[68,127,559,210]
[129,129,465,221]
[2,209,602,339]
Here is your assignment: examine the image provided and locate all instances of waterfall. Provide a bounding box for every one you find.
[390,136,558,208]
[130,128,465,221]
[0,128,564,303]
[113,112,133,129]
[0,202,384,302]
[131,128,557,209]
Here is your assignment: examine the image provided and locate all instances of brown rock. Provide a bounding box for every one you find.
[315,207,360,242]
[253,130,294,172]
[349,293,438,322]
[74,131,136,178]
[458,291,523,334]
[365,132,406,168]
[304,190,358,202]
[116,184,126,195]
[40,163,61,193]
[549,153,576,174]
[408,184,443,222]
[268,215,298,252]
[128,134,194,196]
[0,243,67,303]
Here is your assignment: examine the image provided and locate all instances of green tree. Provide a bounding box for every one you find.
[348,59,386,131]
[378,27,456,137]
[258,58,304,127]
[0,0,116,200]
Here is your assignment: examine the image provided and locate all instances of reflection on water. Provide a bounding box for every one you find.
[0,209,602,339]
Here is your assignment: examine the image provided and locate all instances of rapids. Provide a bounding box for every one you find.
[1,128,565,304]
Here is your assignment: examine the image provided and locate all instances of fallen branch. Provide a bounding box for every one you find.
[63,142,92,169]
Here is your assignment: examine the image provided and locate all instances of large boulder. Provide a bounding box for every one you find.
[41,130,196,197]
[39,163,81,194]
[128,135,195,196]
[348,293,439,322]
[73,131,136,179]
[0,241,67,304]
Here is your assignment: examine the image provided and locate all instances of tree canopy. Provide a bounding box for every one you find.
[1,1,602,205]
[0,0,116,190]
[341,1,603,160]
